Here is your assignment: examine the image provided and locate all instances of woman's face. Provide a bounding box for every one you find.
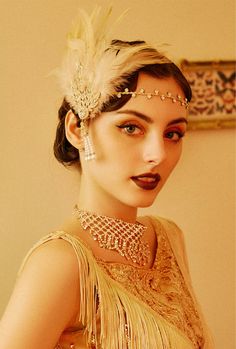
[80,73,188,210]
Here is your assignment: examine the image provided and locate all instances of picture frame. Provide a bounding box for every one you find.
[180,60,236,130]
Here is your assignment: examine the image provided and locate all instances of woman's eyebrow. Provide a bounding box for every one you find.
[116,110,153,123]
[167,117,188,126]
[116,109,188,125]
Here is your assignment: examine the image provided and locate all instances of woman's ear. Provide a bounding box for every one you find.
[65,110,83,150]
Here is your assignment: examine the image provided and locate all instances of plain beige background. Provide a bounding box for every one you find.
[0,0,235,348]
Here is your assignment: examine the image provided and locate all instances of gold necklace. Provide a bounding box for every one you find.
[74,206,150,266]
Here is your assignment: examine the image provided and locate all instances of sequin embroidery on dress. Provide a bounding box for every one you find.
[97,219,204,349]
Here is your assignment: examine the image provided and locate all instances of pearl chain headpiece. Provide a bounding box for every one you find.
[117,88,189,108]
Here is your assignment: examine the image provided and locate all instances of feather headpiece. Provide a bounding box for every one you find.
[57,6,170,120]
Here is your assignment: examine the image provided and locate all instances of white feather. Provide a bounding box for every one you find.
[57,6,169,117]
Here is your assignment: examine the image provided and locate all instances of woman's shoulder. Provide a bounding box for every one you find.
[0,235,81,348]
[145,215,184,239]
[144,215,187,263]
[19,230,91,275]
[18,232,82,289]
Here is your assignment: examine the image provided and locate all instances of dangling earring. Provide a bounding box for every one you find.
[80,120,96,161]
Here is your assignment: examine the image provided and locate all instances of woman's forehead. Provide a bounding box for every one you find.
[135,72,185,97]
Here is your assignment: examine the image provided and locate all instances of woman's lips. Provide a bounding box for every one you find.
[131,173,161,190]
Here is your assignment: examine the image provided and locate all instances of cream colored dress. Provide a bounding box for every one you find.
[20,216,214,349]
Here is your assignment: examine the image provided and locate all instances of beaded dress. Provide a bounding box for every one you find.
[20,216,213,349]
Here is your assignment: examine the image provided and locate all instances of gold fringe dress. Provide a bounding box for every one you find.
[20,216,214,349]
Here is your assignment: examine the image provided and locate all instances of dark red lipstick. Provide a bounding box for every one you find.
[131,173,161,190]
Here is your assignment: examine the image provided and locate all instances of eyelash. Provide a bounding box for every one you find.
[116,123,144,136]
[165,130,185,141]
[116,123,185,141]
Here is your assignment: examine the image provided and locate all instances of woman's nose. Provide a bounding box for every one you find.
[143,134,167,165]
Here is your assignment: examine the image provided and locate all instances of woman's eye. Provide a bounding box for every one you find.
[165,130,185,141]
[117,124,144,135]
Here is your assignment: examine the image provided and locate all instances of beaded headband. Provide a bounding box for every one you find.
[117,88,189,108]
[58,7,189,161]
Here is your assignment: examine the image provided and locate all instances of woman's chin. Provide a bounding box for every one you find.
[131,194,159,209]
[138,200,157,208]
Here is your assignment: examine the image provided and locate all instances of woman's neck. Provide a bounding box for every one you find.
[77,178,138,223]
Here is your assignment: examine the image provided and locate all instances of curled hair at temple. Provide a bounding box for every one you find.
[53,40,191,166]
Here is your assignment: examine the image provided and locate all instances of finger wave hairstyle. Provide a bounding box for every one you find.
[53,40,192,167]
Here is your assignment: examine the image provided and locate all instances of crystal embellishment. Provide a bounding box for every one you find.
[69,65,101,120]
[74,207,150,266]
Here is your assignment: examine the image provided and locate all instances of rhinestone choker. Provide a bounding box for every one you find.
[74,206,150,266]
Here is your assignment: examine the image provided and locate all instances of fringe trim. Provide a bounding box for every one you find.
[18,231,194,349]
[155,217,215,349]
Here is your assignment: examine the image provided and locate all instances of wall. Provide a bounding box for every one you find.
[0,0,235,348]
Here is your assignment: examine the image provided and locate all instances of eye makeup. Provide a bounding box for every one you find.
[116,122,145,136]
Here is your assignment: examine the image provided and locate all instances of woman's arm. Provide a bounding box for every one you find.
[0,239,80,349]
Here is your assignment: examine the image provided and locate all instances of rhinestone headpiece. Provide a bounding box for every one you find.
[117,88,189,109]
[71,65,101,120]
[58,7,189,161]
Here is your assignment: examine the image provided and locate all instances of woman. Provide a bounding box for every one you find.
[0,7,213,349]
